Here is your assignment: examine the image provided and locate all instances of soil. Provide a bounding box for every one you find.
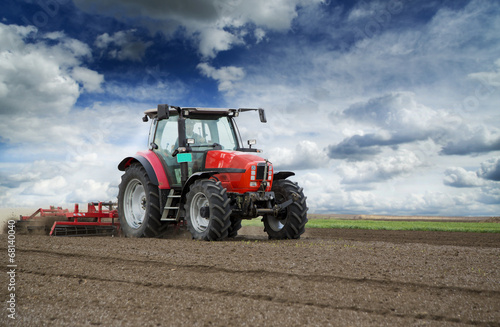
[2,226,499,326]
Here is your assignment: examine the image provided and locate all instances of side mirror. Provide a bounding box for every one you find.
[157,104,169,120]
[258,108,267,123]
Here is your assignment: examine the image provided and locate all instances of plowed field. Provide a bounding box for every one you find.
[2,226,499,326]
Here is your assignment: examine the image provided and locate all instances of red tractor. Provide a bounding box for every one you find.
[117,105,307,241]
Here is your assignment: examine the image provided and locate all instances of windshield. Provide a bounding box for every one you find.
[186,116,238,150]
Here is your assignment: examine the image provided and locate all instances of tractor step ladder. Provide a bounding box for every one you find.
[161,189,181,222]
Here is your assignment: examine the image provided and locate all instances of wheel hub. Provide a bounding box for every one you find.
[123,179,146,229]
[199,206,210,218]
[267,215,286,231]
[190,192,209,233]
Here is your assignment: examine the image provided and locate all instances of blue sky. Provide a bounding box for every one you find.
[1,0,499,216]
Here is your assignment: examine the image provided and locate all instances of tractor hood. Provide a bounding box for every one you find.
[205,151,264,170]
[204,150,273,192]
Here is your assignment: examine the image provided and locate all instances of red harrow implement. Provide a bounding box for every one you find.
[17,202,119,236]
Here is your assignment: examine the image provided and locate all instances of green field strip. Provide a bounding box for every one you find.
[241,219,500,233]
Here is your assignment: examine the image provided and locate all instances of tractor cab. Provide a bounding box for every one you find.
[145,106,261,188]
[118,104,307,241]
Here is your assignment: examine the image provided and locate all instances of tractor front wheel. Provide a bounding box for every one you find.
[228,216,242,238]
[263,179,308,239]
[185,179,231,241]
[118,163,164,237]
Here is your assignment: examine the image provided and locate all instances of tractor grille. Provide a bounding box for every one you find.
[256,164,266,180]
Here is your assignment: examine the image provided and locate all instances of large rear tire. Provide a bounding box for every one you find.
[185,179,231,241]
[118,163,165,237]
[263,179,308,239]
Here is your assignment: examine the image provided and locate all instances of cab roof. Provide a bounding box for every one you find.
[144,107,241,118]
[144,105,266,123]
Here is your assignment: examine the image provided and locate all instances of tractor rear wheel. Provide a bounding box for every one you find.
[118,163,164,237]
[185,179,231,241]
[263,179,308,239]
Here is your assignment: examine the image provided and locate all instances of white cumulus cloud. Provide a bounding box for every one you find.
[197,62,245,93]
[23,176,68,196]
[338,149,423,184]
[268,140,329,171]
[71,67,104,93]
[0,23,104,146]
[443,167,484,188]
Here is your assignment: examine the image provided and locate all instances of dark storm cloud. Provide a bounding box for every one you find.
[327,135,381,160]
[327,132,419,160]
[477,157,500,181]
[440,136,500,155]
[73,0,219,22]
[327,134,385,160]
[341,93,402,125]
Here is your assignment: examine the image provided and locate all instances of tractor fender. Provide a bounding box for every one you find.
[273,171,295,180]
[117,151,170,189]
[180,171,219,203]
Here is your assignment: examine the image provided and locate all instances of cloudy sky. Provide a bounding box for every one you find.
[1,0,499,216]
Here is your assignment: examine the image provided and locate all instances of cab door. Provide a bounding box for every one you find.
[153,116,185,187]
